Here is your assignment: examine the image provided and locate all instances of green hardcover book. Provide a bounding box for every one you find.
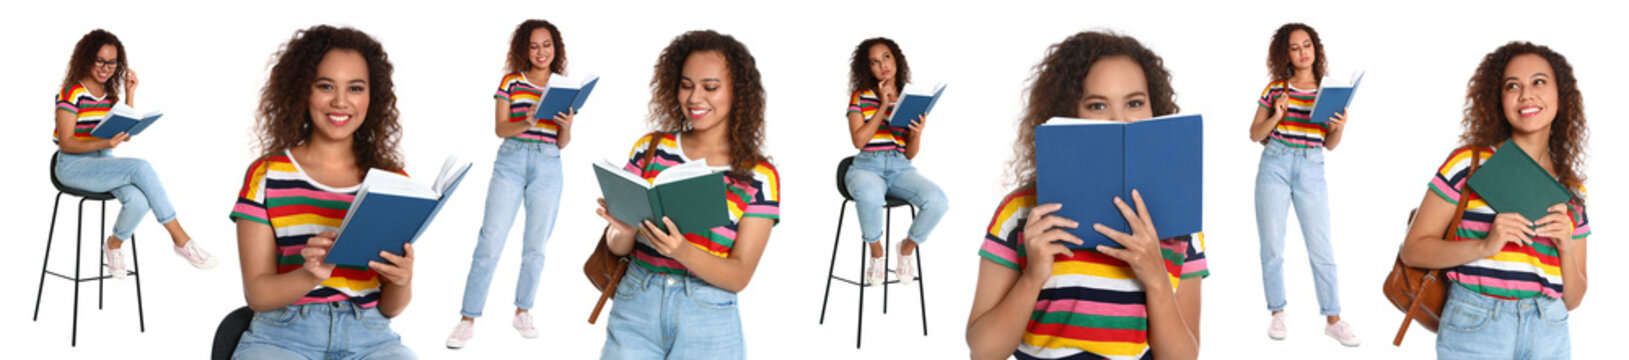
[1465,139,1574,222]
[593,159,730,237]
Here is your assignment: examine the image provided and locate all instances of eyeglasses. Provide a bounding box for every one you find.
[94,58,119,69]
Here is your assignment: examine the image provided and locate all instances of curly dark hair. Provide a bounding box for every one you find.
[1461,41,1587,193]
[1266,23,1326,82]
[506,19,567,75]
[648,30,768,181]
[256,25,404,172]
[61,29,127,101]
[847,37,908,95]
[1009,31,1178,186]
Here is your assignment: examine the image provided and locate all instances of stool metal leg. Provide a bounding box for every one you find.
[131,233,145,332]
[883,208,890,315]
[912,207,927,336]
[35,193,64,321]
[99,201,105,310]
[819,201,847,324]
[74,198,86,347]
[856,234,864,349]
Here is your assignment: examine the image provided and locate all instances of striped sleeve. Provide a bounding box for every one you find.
[742,162,781,224]
[1570,188,1591,239]
[229,156,273,225]
[978,187,1036,271]
[56,86,80,114]
[847,90,868,114]
[1428,147,1492,205]
[1257,82,1281,109]
[494,74,517,100]
[1180,232,1209,279]
[624,133,659,178]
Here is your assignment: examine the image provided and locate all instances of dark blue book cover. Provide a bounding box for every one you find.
[328,158,472,267]
[886,82,945,128]
[90,104,161,139]
[1035,114,1203,249]
[533,75,599,121]
[1307,71,1363,123]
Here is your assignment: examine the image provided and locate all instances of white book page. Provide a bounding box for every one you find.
[548,72,598,90]
[432,155,472,195]
[901,81,944,96]
[596,158,654,189]
[651,160,720,187]
[359,168,436,200]
[1042,117,1118,126]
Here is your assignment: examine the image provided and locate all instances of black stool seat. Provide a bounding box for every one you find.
[212,306,255,360]
[50,152,116,201]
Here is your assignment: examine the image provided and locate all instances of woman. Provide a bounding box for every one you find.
[448,19,575,349]
[229,25,416,359]
[1246,23,1358,346]
[595,30,780,359]
[52,29,217,278]
[843,37,948,287]
[1399,41,1589,359]
[966,31,1205,360]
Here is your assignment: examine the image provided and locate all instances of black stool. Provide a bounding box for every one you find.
[211,306,255,360]
[819,156,927,348]
[33,152,146,346]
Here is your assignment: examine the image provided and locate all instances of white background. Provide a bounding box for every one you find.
[2,1,1622,358]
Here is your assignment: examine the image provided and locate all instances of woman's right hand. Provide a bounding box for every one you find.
[523,103,542,126]
[596,198,636,241]
[1482,212,1535,257]
[1270,94,1289,122]
[301,231,339,280]
[1020,203,1084,287]
[105,132,130,149]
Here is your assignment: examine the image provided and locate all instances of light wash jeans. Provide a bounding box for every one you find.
[460,139,564,318]
[844,150,948,244]
[232,302,415,360]
[600,265,744,359]
[1254,141,1340,316]
[54,149,177,241]
[1437,284,1571,359]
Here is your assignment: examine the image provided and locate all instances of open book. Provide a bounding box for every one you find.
[1467,139,1575,223]
[885,82,946,128]
[328,156,473,267]
[1308,70,1364,123]
[531,74,599,122]
[90,102,162,139]
[1035,113,1203,249]
[593,159,729,238]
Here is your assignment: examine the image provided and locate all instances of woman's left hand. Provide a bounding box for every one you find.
[124,68,139,93]
[554,108,576,133]
[370,243,415,286]
[908,114,926,139]
[1092,189,1171,289]
[1535,203,1575,252]
[1327,107,1349,132]
[641,216,691,258]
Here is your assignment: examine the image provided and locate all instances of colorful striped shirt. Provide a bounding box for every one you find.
[623,132,781,276]
[1428,146,1590,300]
[52,83,114,143]
[494,73,561,144]
[978,185,1209,360]
[1256,81,1327,148]
[847,89,909,154]
[229,151,383,308]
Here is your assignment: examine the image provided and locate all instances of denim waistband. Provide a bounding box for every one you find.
[285,301,371,321]
[1448,283,1563,318]
[624,263,727,298]
[502,137,561,151]
[1262,140,1323,157]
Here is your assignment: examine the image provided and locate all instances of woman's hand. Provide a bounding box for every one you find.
[124,68,139,94]
[105,132,130,148]
[1327,107,1349,132]
[1020,203,1084,287]
[1092,190,1171,289]
[370,243,415,286]
[640,216,691,258]
[554,108,575,132]
[596,198,637,240]
[1270,94,1289,121]
[301,231,340,280]
[1534,203,1575,252]
[907,114,927,139]
[523,103,542,126]
[1483,212,1535,257]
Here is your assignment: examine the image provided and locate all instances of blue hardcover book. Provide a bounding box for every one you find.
[1307,71,1364,123]
[532,74,599,121]
[327,156,473,267]
[1034,114,1203,249]
[885,82,946,128]
[89,103,162,139]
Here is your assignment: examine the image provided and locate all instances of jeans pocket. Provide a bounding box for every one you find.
[689,283,738,310]
[360,309,392,331]
[1541,299,1570,326]
[252,308,298,328]
[614,276,642,301]
[1441,300,1491,333]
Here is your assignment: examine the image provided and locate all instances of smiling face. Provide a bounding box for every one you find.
[868,43,895,84]
[91,44,119,83]
[1502,53,1559,135]
[678,50,732,133]
[307,49,370,143]
[1076,55,1153,122]
[528,28,555,72]
[1287,30,1315,72]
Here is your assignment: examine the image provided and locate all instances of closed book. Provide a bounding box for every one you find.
[328,156,473,267]
[886,82,946,128]
[1466,139,1575,223]
[90,102,162,139]
[1035,113,1203,249]
[593,158,730,238]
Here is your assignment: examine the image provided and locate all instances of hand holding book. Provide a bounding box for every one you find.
[1018,202,1082,287]
[1091,190,1173,289]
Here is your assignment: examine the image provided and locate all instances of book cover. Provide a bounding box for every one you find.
[886,82,946,128]
[593,159,730,237]
[1035,113,1203,249]
[532,74,599,121]
[1466,139,1575,223]
[327,156,472,267]
[1307,71,1363,123]
[90,102,162,139]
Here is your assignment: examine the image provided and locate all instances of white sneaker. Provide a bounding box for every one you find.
[1267,311,1287,340]
[865,256,886,286]
[513,312,539,339]
[446,319,474,349]
[897,242,917,287]
[104,242,127,280]
[1325,320,1362,347]
[173,240,219,270]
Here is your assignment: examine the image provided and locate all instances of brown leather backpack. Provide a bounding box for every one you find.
[1384,148,1479,346]
[583,133,663,324]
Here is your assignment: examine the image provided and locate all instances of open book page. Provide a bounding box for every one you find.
[433,156,473,195]
[651,160,722,187]
[595,158,653,188]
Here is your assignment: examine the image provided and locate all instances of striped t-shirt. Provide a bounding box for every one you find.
[1428,146,1591,300]
[978,185,1209,360]
[229,151,384,308]
[52,83,114,143]
[623,132,781,276]
[847,89,909,154]
[1256,81,1327,148]
[494,73,561,144]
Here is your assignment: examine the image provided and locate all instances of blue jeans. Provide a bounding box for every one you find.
[1253,141,1340,315]
[460,139,564,318]
[844,150,948,244]
[1437,284,1571,359]
[601,265,744,359]
[54,149,177,241]
[232,302,415,360]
